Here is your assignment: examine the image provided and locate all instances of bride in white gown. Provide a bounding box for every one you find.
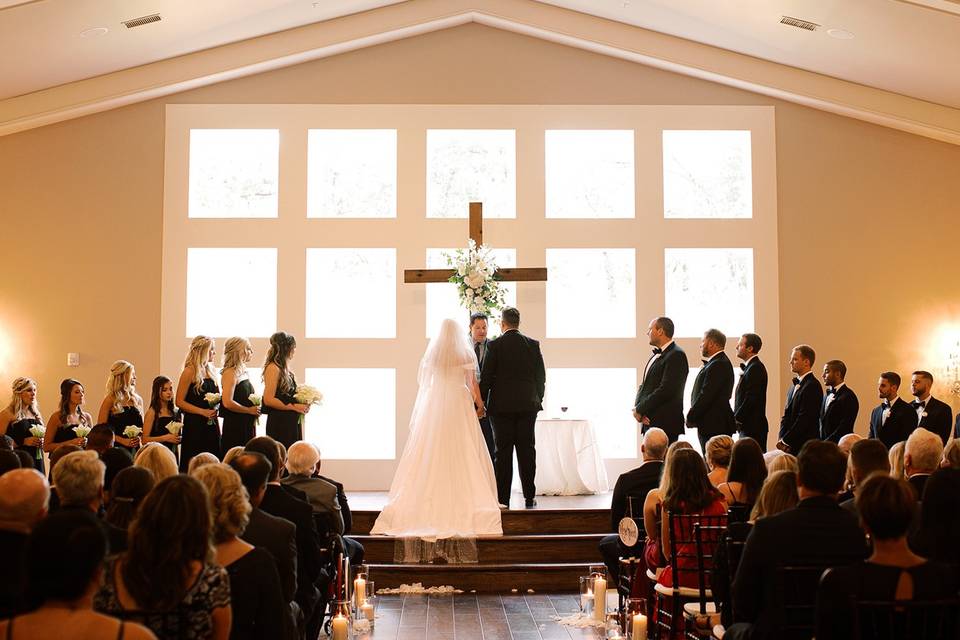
[371,318,503,539]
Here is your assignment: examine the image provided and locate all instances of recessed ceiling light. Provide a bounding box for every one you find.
[79,26,109,38]
[827,28,855,40]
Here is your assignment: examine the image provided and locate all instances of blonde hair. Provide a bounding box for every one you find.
[751,470,799,520]
[105,361,143,415]
[658,440,694,496]
[134,443,179,482]
[183,336,216,394]
[6,377,41,422]
[889,441,906,479]
[221,337,251,376]
[942,438,960,470]
[187,452,219,475]
[222,446,245,466]
[192,463,251,544]
[767,452,798,474]
[705,435,734,469]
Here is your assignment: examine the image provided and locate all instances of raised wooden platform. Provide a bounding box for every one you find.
[348,492,613,593]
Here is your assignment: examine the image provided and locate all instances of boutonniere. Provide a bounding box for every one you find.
[922,411,928,418]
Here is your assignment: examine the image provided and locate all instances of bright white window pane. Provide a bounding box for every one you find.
[545,130,635,218]
[304,368,395,459]
[186,248,276,337]
[188,129,279,218]
[546,249,636,338]
[426,130,516,219]
[665,248,754,338]
[545,368,637,458]
[425,249,516,337]
[682,365,743,454]
[306,249,396,338]
[663,130,752,219]
[307,129,397,218]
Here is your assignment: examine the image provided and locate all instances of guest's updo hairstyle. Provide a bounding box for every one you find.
[263,331,297,395]
[105,466,155,532]
[192,463,251,543]
[705,435,733,470]
[26,509,107,603]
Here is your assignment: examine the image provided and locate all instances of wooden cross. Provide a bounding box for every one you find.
[403,202,548,284]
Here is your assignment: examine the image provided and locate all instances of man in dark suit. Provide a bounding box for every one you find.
[726,441,867,640]
[470,312,496,465]
[734,333,768,447]
[819,359,859,444]
[868,372,918,449]
[903,427,942,500]
[687,328,736,453]
[480,306,546,509]
[598,427,668,582]
[777,344,823,454]
[910,370,953,445]
[0,468,49,618]
[634,316,689,443]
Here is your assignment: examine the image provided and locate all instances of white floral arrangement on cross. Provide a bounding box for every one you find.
[444,240,507,315]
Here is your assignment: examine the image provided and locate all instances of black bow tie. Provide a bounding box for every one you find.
[792,377,801,386]
[882,401,892,410]
[701,359,709,365]
[912,400,926,409]
[740,363,747,371]
[652,347,663,355]
[826,387,836,395]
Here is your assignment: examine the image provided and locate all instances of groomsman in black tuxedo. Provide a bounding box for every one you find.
[819,359,859,444]
[777,344,823,454]
[480,307,546,508]
[868,372,918,449]
[734,333,768,446]
[910,370,953,445]
[687,328,736,453]
[633,317,689,443]
[470,313,496,464]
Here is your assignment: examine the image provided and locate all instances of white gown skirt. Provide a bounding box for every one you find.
[371,373,503,539]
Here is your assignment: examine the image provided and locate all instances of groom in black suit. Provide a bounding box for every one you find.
[480,307,546,508]
[633,316,689,443]
[687,328,736,453]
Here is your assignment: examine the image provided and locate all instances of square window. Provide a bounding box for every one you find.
[665,248,754,338]
[663,130,752,218]
[426,130,516,218]
[545,368,638,458]
[304,368,395,459]
[188,129,279,218]
[546,249,636,338]
[545,130,635,218]
[186,248,276,337]
[307,129,397,218]
[306,249,396,338]
[425,248,516,338]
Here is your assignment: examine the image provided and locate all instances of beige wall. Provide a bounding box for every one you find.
[1,23,958,449]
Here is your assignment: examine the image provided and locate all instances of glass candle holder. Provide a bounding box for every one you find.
[352,571,369,612]
[606,611,625,639]
[331,600,353,640]
[357,581,376,625]
[579,575,594,616]
[590,569,609,621]
[625,597,648,640]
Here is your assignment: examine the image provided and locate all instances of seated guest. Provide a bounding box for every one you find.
[0,510,155,640]
[599,427,668,582]
[726,441,867,640]
[837,432,863,457]
[0,468,50,618]
[104,467,155,533]
[765,451,797,474]
[910,371,953,445]
[281,441,344,534]
[314,466,354,535]
[0,434,14,449]
[751,470,800,520]
[134,442,178,482]
[194,464,286,640]
[840,439,890,517]
[0,449,20,475]
[837,433,864,502]
[705,435,733,486]
[47,443,81,511]
[869,372,918,449]
[817,474,958,640]
[85,424,115,455]
[889,441,906,479]
[717,437,767,516]
[909,467,960,567]
[94,475,231,640]
[223,445,245,465]
[941,437,960,469]
[187,451,219,474]
[903,427,942,500]
[101,447,133,501]
[54,451,126,553]
[643,441,693,573]
[13,450,33,471]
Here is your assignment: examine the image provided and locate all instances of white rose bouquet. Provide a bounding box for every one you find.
[249,394,263,425]
[204,392,222,425]
[28,425,46,460]
[166,421,184,437]
[443,240,506,315]
[72,425,91,439]
[293,385,323,426]
[123,426,142,439]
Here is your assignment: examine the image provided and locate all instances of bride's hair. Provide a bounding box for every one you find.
[419,319,476,385]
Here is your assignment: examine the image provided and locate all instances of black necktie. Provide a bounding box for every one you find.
[474,342,482,365]
[739,363,747,371]
[792,377,800,386]
[652,347,663,355]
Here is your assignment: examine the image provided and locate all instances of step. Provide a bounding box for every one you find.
[356,533,607,564]
[368,562,593,593]
[351,508,611,536]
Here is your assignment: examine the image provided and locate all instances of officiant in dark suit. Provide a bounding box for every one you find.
[910,370,953,445]
[480,307,546,508]
[869,372,918,449]
[819,359,859,444]
[633,316,689,443]
[687,328,736,453]
[470,312,496,464]
[734,333,768,446]
[777,344,823,454]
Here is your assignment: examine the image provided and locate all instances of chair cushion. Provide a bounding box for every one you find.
[681,602,721,633]
[653,582,713,599]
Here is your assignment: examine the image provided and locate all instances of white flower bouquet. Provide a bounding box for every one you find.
[72,425,91,439]
[249,394,262,425]
[28,425,46,460]
[204,392,222,425]
[443,240,506,315]
[123,426,142,443]
[293,385,323,426]
[166,421,184,437]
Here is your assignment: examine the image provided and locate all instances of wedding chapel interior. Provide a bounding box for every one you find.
[2,0,960,638]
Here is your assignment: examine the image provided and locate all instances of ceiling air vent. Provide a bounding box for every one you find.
[780,15,820,31]
[122,13,161,29]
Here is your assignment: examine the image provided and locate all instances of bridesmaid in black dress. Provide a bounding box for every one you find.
[262,331,309,450]
[219,337,260,456]
[176,336,221,472]
[142,376,182,459]
[97,361,143,454]
[44,378,93,454]
[0,377,45,472]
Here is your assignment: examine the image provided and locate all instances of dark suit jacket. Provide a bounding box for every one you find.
[316,474,351,534]
[634,342,689,440]
[687,352,735,438]
[282,474,344,534]
[734,357,768,444]
[732,496,867,639]
[819,384,859,444]
[778,373,823,453]
[480,329,546,414]
[610,460,664,531]
[242,507,298,604]
[868,398,918,449]
[260,484,322,603]
[916,396,953,445]
[0,529,28,617]
[908,473,931,501]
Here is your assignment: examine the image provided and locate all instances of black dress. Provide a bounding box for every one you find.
[51,416,86,444]
[107,406,143,455]
[265,373,301,450]
[151,412,181,461]
[180,378,221,473]
[7,417,44,473]
[225,547,286,640]
[220,375,257,455]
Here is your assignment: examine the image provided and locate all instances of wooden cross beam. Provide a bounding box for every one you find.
[403,202,548,284]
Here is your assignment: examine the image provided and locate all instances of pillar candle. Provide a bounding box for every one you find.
[593,577,606,621]
[332,614,349,640]
[632,613,647,639]
[354,577,366,607]
[362,602,375,621]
